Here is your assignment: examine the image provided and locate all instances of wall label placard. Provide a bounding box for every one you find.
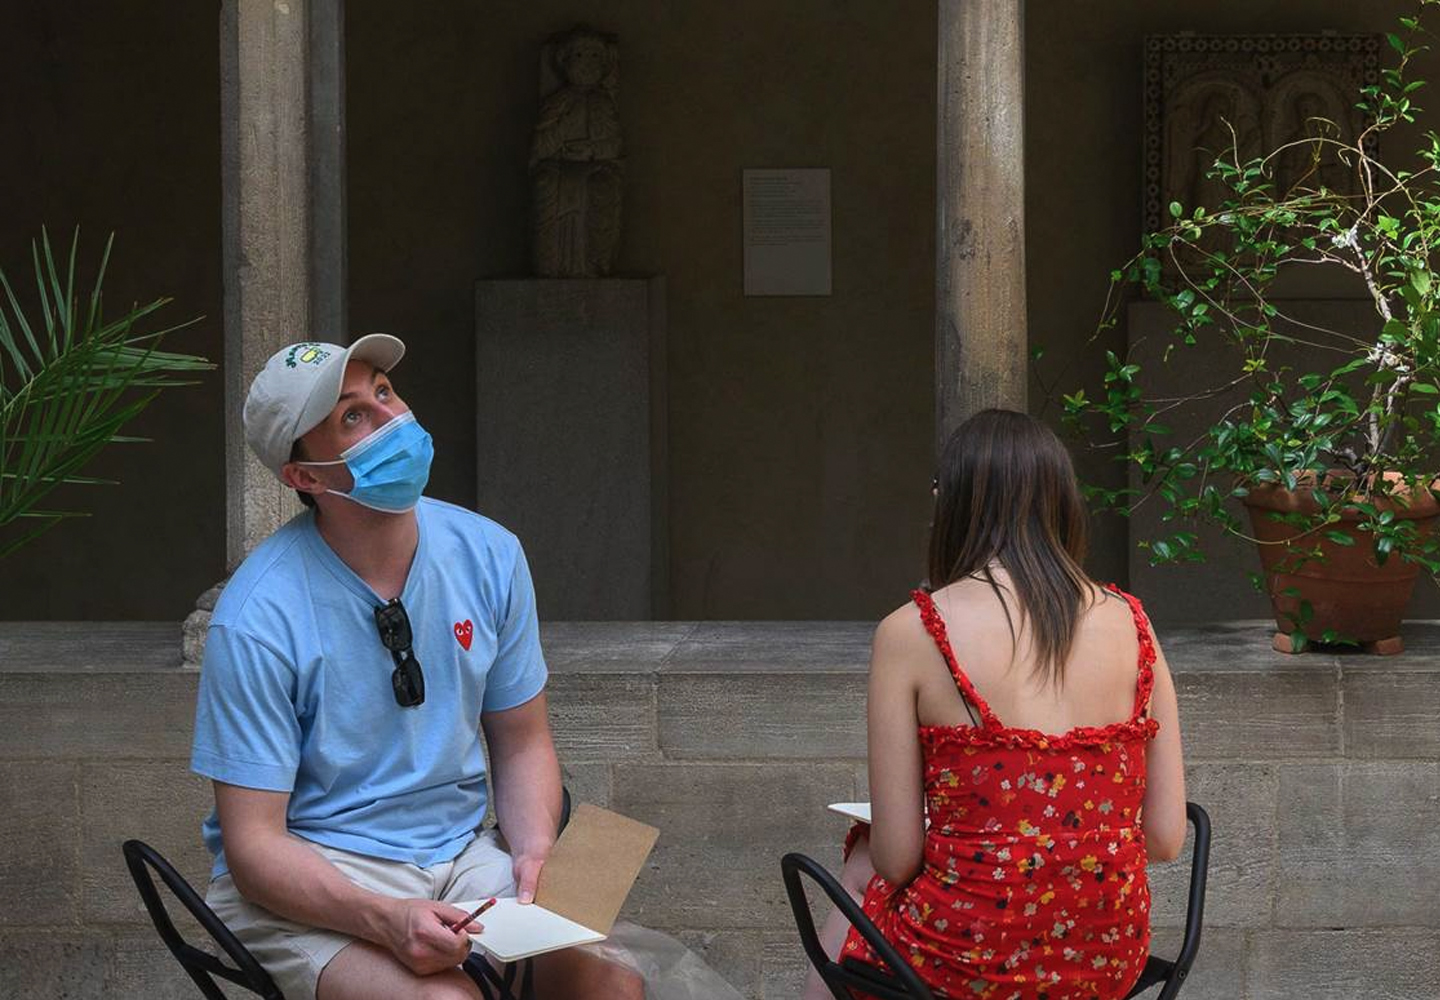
[742,168,832,296]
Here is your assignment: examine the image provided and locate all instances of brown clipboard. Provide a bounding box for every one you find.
[531,803,659,935]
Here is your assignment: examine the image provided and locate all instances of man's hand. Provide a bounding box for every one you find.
[382,898,480,975]
[513,853,547,905]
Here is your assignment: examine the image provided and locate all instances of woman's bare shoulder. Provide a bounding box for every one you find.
[872,598,932,661]
[1088,582,1146,630]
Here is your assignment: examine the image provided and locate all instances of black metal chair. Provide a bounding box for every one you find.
[123,787,572,1000]
[783,800,1211,1000]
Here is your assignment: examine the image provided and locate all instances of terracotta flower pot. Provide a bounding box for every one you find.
[1242,473,1440,653]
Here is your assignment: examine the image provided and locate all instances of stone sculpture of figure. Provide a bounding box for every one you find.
[1164,79,1260,266]
[1268,78,1352,197]
[530,25,623,278]
[1167,81,1260,216]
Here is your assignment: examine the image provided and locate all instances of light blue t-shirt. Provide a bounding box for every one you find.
[191,497,548,878]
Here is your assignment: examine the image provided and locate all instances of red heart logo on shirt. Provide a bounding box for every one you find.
[454,619,474,651]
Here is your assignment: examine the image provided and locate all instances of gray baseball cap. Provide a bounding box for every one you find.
[242,334,407,477]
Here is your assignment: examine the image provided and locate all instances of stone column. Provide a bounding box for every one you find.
[187,0,346,663]
[935,0,1027,445]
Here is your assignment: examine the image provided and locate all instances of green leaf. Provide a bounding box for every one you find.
[1376,536,1395,565]
[0,228,213,554]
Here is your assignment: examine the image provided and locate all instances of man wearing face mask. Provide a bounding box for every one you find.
[190,336,643,1000]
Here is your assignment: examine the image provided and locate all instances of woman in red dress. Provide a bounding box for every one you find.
[806,410,1188,1000]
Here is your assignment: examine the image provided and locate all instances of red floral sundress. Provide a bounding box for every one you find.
[841,586,1161,1000]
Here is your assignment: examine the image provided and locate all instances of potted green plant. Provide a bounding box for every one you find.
[1058,2,1440,653]
[1,228,212,558]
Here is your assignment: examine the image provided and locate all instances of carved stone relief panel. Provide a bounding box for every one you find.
[1143,34,1380,239]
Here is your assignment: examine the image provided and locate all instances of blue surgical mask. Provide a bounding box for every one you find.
[299,411,434,513]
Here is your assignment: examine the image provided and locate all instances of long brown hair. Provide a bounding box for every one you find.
[927,408,1093,686]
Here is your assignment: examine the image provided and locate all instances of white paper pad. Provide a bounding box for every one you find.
[827,801,871,823]
[457,897,606,963]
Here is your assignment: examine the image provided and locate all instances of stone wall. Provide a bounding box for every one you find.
[16,0,1440,624]
[0,1,226,621]
[345,0,938,622]
[1,620,1437,998]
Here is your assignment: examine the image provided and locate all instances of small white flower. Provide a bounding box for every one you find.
[1367,345,1410,373]
[1331,225,1360,250]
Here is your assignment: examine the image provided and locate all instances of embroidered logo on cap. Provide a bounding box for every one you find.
[284,343,332,369]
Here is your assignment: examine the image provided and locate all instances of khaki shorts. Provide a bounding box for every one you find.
[205,830,515,1000]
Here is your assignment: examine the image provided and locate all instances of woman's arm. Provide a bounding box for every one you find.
[866,610,927,885]
[1141,636,1188,861]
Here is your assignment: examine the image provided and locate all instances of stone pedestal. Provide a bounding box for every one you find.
[476,278,666,620]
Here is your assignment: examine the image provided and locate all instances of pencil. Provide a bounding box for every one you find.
[449,896,497,933]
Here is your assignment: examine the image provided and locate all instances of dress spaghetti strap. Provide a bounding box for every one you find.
[1104,583,1158,722]
[914,585,1158,730]
[911,589,1003,731]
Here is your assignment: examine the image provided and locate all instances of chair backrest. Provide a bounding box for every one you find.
[121,787,573,1000]
[122,839,284,1000]
[1145,800,1213,1000]
[780,851,935,1000]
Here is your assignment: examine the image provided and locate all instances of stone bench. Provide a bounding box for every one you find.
[1,620,1437,999]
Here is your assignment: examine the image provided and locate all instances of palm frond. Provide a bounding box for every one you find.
[0,514,80,561]
[0,227,214,554]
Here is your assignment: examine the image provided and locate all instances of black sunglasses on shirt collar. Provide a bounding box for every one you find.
[374,597,425,707]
